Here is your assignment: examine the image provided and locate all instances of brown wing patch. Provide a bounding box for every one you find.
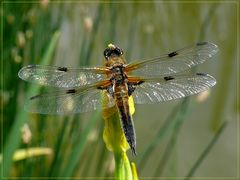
[125,63,142,73]
[92,67,112,74]
[128,76,144,85]
[96,79,112,89]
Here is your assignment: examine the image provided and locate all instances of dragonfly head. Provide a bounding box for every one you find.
[104,44,123,60]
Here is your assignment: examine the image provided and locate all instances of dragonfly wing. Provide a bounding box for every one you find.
[131,73,216,104]
[18,65,110,88]
[126,42,218,76]
[24,84,115,114]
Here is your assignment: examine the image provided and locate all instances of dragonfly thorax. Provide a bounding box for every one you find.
[111,65,124,74]
[110,65,127,85]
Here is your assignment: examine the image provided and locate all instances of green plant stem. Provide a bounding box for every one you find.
[114,152,125,180]
[114,152,133,180]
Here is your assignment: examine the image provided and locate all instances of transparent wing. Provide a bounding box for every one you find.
[24,85,115,114]
[18,65,110,88]
[126,42,218,76]
[131,73,216,104]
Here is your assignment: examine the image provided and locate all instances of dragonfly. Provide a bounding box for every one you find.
[18,42,218,155]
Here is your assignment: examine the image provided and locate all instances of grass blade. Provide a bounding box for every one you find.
[60,110,100,178]
[1,31,60,177]
[185,121,228,179]
[138,98,189,171]
[153,99,189,176]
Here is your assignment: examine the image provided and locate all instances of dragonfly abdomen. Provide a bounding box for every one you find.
[114,84,137,155]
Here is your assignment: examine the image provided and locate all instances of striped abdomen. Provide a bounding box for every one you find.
[114,83,136,155]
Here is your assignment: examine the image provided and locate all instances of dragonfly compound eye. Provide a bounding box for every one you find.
[104,48,112,59]
[115,47,123,55]
[104,46,123,59]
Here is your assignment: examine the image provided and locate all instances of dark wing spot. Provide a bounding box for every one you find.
[57,67,68,72]
[97,86,105,90]
[66,89,76,94]
[196,73,207,76]
[30,94,41,100]
[168,51,178,57]
[164,76,174,81]
[137,80,144,85]
[197,42,208,46]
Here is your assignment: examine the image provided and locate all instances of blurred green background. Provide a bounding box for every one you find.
[1,1,239,179]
